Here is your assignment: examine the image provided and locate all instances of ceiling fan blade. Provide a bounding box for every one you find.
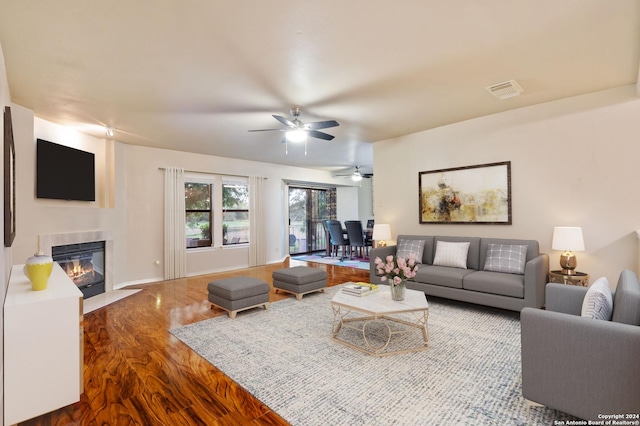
[307,130,335,141]
[305,120,340,130]
[248,128,286,132]
[273,114,296,128]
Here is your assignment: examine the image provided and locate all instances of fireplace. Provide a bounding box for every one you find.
[52,241,105,299]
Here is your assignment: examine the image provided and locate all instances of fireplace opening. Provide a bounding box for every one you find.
[52,241,105,299]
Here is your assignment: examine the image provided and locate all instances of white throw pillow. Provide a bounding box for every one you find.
[432,241,470,269]
[581,277,613,321]
[396,239,425,264]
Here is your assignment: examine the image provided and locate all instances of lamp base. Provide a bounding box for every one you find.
[377,240,387,248]
[559,251,577,275]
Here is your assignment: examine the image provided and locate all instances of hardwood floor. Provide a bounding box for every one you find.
[21,259,369,426]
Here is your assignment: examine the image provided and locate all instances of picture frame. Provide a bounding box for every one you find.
[4,106,16,246]
[419,161,511,225]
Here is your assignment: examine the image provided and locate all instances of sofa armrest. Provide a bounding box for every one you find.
[545,283,588,315]
[369,246,398,284]
[523,253,549,309]
[521,308,640,419]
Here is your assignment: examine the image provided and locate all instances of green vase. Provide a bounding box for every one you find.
[390,281,406,301]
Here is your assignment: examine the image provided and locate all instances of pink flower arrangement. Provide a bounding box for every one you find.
[374,253,419,285]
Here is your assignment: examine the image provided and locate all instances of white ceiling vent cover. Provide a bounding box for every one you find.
[486,80,523,99]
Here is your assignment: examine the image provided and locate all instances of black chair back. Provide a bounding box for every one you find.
[326,220,348,246]
[344,220,365,246]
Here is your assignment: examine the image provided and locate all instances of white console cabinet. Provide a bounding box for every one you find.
[4,263,83,425]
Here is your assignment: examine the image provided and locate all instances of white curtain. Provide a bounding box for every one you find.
[164,167,186,279]
[248,175,266,266]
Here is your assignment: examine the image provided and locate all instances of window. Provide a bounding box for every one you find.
[222,182,249,245]
[185,175,249,248]
[185,182,212,248]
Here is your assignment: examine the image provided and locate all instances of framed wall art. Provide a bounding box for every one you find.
[4,106,16,246]
[419,161,511,225]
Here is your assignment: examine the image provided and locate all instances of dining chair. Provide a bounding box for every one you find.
[326,220,350,260]
[344,220,371,259]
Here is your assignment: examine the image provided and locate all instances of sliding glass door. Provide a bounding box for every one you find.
[288,187,329,255]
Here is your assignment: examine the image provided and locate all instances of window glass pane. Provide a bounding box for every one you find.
[185,182,212,248]
[185,182,211,210]
[222,183,249,245]
[223,184,249,209]
[223,211,248,244]
[186,212,211,240]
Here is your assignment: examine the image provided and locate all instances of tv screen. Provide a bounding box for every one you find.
[36,139,96,201]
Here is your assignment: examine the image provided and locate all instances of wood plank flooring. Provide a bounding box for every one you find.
[20,258,369,426]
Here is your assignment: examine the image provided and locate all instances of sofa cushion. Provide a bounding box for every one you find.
[434,236,481,269]
[479,238,539,265]
[463,270,525,298]
[611,270,640,325]
[581,277,613,321]
[396,235,434,264]
[413,265,473,289]
[396,239,426,264]
[433,241,470,269]
[483,244,528,275]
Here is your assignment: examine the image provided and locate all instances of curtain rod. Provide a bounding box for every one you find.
[158,167,267,180]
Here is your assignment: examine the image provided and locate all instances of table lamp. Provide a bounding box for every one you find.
[551,226,585,275]
[372,224,391,247]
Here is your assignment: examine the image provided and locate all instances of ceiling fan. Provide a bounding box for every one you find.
[248,107,339,153]
[335,166,373,182]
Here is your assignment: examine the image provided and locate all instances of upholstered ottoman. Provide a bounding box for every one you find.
[207,277,270,319]
[272,266,327,300]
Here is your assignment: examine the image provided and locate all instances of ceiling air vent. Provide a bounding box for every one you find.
[486,80,523,100]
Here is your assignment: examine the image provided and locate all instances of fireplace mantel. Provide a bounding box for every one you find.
[39,230,114,293]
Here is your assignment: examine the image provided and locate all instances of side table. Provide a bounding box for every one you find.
[548,270,589,287]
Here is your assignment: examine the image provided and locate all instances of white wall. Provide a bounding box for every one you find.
[374,85,640,288]
[121,144,349,284]
[7,104,358,288]
[0,40,11,425]
[10,108,127,285]
[336,179,374,225]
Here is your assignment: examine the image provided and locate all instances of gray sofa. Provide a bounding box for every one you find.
[521,270,640,420]
[369,235,549,312]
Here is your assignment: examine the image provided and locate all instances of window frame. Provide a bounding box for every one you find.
[185,179,213,249]
[222,180,249,246]
[184,174,249,249]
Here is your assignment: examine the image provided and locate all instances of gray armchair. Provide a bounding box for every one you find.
[521,270,640,420]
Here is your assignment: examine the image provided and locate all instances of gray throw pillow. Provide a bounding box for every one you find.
[483,244,527,274]
[396,239,425,264]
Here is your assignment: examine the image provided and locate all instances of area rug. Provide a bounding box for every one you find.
[292,254,370,270]
[170,286,575,425]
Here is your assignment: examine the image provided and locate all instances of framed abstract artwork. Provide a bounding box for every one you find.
[4,106,16,246]
[419,161,511,225]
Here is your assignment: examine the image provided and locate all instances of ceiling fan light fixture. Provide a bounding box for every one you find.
[351,171,363,182]
[105,126,115,137]
[286,129,307,143]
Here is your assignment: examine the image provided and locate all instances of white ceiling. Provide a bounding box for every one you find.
[1,1,639,173]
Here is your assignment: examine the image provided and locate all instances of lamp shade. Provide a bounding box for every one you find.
[285,129,306,143]
[372,224,391,241]
[552,227,585,251]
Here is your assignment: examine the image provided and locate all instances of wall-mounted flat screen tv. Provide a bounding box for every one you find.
[36,139,96,201]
